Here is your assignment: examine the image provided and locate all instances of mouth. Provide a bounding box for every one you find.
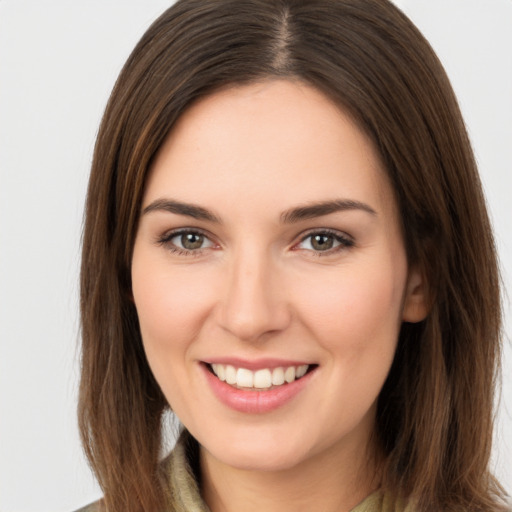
[204,362,317,391]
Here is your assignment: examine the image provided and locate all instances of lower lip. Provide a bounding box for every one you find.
[201,364,316,414]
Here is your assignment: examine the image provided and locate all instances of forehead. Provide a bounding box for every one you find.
[144,79,395,218]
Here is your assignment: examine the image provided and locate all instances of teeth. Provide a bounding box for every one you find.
[225,365,237,385]
[296,364,308,378]
[284,366,296,383]
[215,364,225,381]
[272,367,285,385]
[236,368,253,387]
[254,369,272,388]
[210,363,310,389]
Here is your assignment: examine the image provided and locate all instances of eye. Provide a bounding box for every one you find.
[158,229,215,254]
[296,230,354,254]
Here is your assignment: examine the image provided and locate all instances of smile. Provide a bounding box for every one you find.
[202,361,317,413]
[209,363,309,390]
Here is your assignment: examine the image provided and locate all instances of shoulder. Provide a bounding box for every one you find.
[351,491,415,512]
[71,430,200,512]
[72,499,103,512]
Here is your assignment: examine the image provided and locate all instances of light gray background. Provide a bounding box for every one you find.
[0,1,510,511]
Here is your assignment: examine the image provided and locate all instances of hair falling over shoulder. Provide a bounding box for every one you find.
[79,1,509,511]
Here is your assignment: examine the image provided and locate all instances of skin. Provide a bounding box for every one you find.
[131,80,427,512]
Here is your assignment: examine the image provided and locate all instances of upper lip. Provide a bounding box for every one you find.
[202,357,314,371]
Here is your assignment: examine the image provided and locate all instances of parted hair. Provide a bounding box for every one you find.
[79,1,507,511]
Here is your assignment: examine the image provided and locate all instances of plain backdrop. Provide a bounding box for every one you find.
[0,1,511,511]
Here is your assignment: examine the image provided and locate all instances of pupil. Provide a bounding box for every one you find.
[182,233,203,250]
[312,234,333,251]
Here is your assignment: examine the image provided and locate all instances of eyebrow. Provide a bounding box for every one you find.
[142,198,377,224]
[280,199,377,223]
[142,199,222,223]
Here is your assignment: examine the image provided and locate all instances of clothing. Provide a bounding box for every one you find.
[74,430,408,512]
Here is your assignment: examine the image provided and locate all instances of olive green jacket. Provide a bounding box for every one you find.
[75,431,411,512]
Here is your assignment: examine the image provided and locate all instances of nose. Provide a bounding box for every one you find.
[217,245,291,342]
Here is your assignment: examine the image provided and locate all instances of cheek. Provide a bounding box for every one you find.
[290,257,407,433]
[131,249,216,377]
[294,257,406,356]
[132,250,209,332]
[131,257,218,415]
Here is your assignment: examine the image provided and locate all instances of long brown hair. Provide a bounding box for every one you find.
[79,1,507,510]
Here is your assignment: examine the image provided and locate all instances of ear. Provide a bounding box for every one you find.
[126,284,136,304]
[402,266,429,323]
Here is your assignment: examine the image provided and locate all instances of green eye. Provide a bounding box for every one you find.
[297,231,354,253]
[159,229,215,254]
[179,232,206,250]
[310,234,335,251]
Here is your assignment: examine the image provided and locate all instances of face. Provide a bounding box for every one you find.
[131,80,426,474]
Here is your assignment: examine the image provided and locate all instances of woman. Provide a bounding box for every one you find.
[78,0,509,511]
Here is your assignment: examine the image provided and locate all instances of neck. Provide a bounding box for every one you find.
[199,432,382,512]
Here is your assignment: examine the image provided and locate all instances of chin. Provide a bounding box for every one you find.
[200,427,319,473]
[217,446,306,472]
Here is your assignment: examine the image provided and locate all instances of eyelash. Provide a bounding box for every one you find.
[295,228,354,256]
[156,228,354,257]
[156,228,214,257]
